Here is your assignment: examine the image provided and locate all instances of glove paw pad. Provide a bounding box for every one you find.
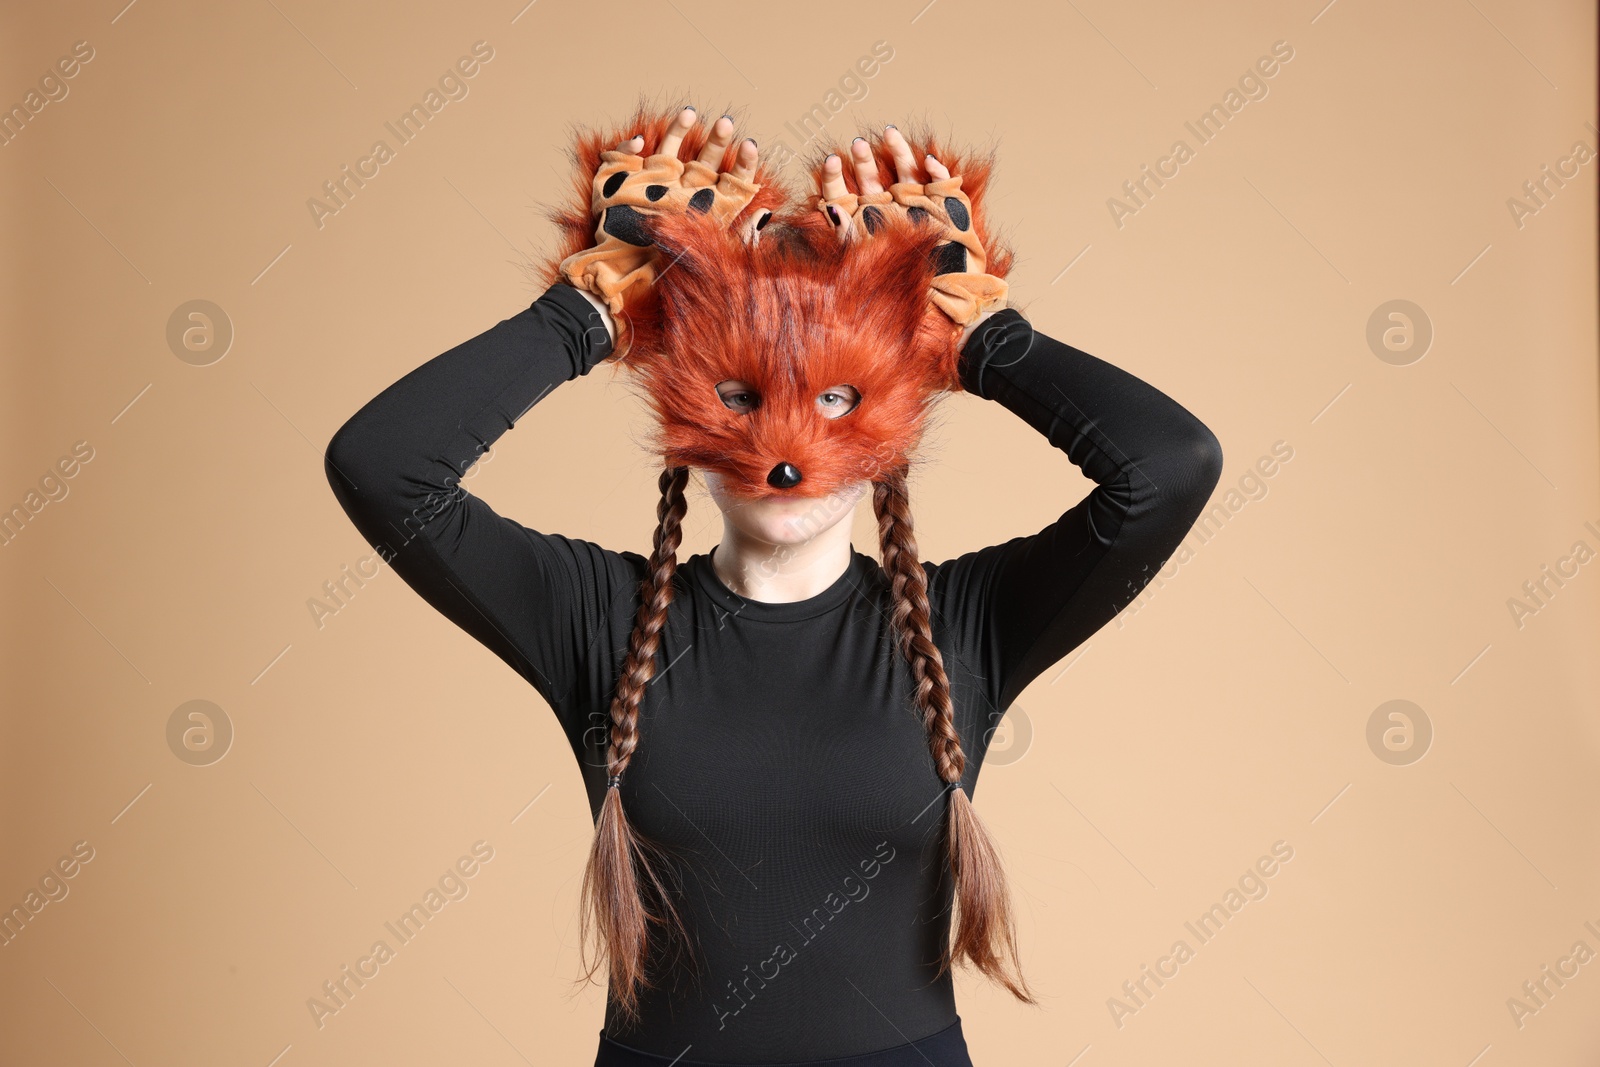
[602,204,653,247]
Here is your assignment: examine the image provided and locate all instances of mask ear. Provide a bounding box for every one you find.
[646,210,724,284]
[620,210,751,366]
[831,212,968,393]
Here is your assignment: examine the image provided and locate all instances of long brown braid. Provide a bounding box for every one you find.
[873,465,1035,1004]
[578,464,693,1022]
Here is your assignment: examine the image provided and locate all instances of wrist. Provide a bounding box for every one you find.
[565,282,617,345]
[957,306,1002,352]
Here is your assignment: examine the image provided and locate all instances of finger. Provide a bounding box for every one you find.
[658,105,698,158]
[924,153,951,181]
[819,152,850,201]
[739,204,774,247]
[728,137,759,182]
[613,134,644,153]
[824,200,855,245]
[698,114,735,166]
[883,125,921,184]
[850,137,884,195]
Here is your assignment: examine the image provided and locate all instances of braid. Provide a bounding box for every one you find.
[578,465,692,1022]
[874,475,964,780]
[873,467,1035,1005]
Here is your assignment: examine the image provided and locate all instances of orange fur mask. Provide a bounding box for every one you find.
[622,210,959,502]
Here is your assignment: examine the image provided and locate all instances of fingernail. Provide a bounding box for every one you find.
[684,105,696,111]
[745,137,758,147]
[757,211,773,230]
[826,205,841,226]
[852,136,866,143]
[721,113,733,121]
[885,124,897,130]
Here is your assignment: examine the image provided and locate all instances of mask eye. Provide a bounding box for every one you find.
[816,384,860,420]
[716,379,760,414]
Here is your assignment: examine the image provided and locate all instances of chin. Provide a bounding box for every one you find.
[747,504,844,545]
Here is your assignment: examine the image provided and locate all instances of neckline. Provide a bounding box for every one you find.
[690,545,867,623]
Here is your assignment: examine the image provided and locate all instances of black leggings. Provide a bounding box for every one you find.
[593,1017,974,1066]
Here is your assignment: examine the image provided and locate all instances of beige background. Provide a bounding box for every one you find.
[2,0,1597,1064]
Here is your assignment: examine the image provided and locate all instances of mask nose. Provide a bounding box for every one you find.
[766,462,802,489]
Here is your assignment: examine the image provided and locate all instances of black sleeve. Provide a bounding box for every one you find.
[322,283,645,743]
[927,307,1225,718]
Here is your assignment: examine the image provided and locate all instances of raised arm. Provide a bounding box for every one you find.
[323,282,643,727]
[325,107,778,744]
[929,308,1225,714]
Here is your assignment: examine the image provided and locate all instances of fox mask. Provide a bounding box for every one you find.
[622,210,968,502]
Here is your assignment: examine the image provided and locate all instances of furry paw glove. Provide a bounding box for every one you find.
[815,172,1008,328]
[558,149,764,324]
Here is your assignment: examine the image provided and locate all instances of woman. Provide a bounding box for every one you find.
[325,103,1223,1066]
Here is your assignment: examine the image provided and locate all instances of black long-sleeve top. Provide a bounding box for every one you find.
[323,282,1224,1063]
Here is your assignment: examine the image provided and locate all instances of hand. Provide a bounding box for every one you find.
[558,107,767,352]
[814,125,1008,328]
